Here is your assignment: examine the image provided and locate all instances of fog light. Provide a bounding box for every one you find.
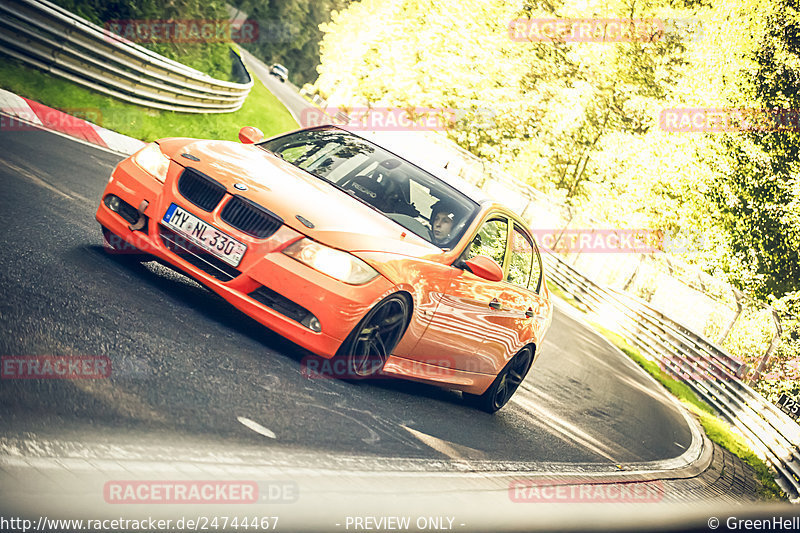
[105,195,121,212]
[301,315,321,333]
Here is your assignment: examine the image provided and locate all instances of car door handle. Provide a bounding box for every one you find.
[525,307,534,318]
[489,298,502,310]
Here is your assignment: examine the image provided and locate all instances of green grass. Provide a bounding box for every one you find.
[589,321,787,501]
[147,41,236,82]
[0,57,297,142]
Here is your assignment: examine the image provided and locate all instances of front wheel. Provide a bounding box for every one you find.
[463,346,534,413]
[336,294,410,379]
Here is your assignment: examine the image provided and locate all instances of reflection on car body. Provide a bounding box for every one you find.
[95,125,552,412]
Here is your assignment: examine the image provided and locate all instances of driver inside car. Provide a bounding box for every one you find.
[429,200,461,246]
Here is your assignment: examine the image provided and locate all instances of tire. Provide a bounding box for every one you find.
[101,227,151,262]
[463,346,534,413]
[336,294,410,379]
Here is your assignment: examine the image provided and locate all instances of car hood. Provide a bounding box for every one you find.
[157,138,443,259]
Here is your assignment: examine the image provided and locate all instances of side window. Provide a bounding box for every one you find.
[507,226,533,288]
[468,218,508,268]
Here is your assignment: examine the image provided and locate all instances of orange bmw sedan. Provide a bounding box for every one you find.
[96,125,552,412]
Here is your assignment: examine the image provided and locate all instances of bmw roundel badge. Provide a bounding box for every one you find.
[233,183,248,191]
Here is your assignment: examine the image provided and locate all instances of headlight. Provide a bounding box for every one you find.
[283,238,379,285]
[132,143,170,182]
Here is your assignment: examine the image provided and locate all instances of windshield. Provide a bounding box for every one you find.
[260,127,480,249]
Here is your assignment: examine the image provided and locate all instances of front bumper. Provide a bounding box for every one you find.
[95,157,395,358]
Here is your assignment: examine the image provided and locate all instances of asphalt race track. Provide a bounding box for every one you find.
[0,45,792,533]
[0,126,692,467]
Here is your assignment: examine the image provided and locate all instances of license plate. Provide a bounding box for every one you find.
[162,204,247,267]
[777,393,800,421]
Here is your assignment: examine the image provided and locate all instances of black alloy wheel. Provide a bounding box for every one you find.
[338,294,410,378]
[464,346,534,413]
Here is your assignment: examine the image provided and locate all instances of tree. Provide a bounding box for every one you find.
[705,0,800,301]
[230,0,351,84]
[316,0,697,203]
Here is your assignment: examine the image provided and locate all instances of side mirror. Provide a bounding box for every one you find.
[238,126,264,144]
[464,255,503,282]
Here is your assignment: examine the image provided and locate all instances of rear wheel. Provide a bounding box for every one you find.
[464,346,534,413]
[337,294,410,379]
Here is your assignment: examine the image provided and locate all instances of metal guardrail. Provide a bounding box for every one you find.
[0,0,252,113]
[542,252,800,500]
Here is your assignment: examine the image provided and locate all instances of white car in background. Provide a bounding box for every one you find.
[270,63,288,82]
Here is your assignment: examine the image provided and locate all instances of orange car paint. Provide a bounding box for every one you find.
[96,132,552,396]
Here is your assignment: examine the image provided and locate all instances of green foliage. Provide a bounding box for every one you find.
[702,0,800,301]
[704,305,775,369]
[229,0,350,84]
[49,0,234,28]
[316,0,695,202]
[507,231,535,287]
[706,135,800,300]
[469,219,508,266]
[145,43,235,82]
[693,0,800,385]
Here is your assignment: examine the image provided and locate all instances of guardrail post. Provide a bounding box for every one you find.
[520,198,535,221]
[622,254,646,291]
[750,309,783,385]
[717,289,744,345]
[552,207,575,253]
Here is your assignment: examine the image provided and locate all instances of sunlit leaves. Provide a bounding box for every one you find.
[315,0,799,310]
